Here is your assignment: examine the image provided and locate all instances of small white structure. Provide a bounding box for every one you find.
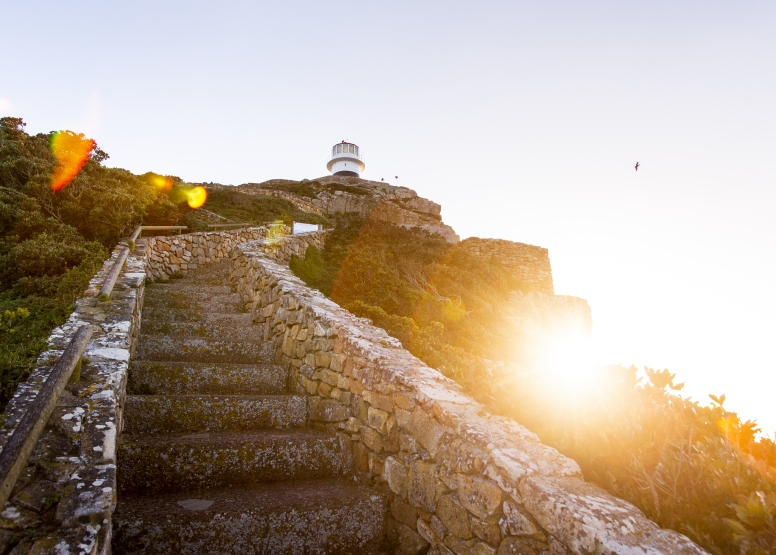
[292,222,322,234]
[326,141,365,177]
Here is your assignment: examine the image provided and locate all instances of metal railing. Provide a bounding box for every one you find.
[0,325,92,508]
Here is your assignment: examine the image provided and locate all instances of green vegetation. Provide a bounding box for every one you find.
[258,179,371,198]
[0,117,177,409]
[0,117,324,411]
[202,188,328,227]
[291,214,776,555]
[290,214,520,381]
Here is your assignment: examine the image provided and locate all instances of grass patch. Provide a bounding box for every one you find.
[204,189,329,226]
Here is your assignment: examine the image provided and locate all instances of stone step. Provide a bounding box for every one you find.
[128,361,286,395]
[137,319,263,341]
[123,395,307,434]
[135,336,274,364]
[142,290,243,312]
[140,307,250,325]
[145,283,233,296]
[112,479,390,554]
[118,430,348,493]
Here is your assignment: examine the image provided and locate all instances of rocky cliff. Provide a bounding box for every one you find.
[234,176,460,243]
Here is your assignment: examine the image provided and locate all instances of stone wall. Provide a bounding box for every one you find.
[459,238,554,295]
[0,242,148,553]
[143,226,327,280]
[231,237,707,555]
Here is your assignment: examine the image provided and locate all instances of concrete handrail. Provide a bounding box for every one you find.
[0,325,92,508]
[207,223,252,228]
[98,246,130,302]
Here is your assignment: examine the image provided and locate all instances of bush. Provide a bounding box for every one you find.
[290,213,776,555]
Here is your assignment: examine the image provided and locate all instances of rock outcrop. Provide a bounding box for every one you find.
[460,238,554,295]
[235,176,460,243]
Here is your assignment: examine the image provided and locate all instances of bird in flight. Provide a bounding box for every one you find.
[635,162,640,171]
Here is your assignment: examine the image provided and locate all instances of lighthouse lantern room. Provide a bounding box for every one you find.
[327,141,365,177]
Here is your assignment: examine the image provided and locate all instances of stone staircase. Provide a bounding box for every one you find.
[113,260,390,554]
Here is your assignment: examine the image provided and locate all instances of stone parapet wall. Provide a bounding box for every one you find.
[144,226,328,281]
[459,238,554,295]
[0,242,148,553]
[144,227,267,280]
[231,240,707,555]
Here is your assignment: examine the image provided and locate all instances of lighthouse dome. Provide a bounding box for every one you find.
[327,141,365,177]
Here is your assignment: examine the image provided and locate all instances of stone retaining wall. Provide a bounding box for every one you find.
[231,236,707,555]
[144,226,327,280]
[459,238,554,295]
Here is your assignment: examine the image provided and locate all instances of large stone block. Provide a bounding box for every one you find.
[399,523,430,555]
[500,500,544,540]
[496,536,541,555]
[352,441,369,472]
[392,497,419,527]
[361,426,384,453]
[309,397,350,422]
[410,410,448,457]
[436,494,472,540]
[471,516,502,547]
[518,476,707,555]
[409,460,438,513]
[385,456,408,497]
[368,406,395,434]
[456,475,502,520]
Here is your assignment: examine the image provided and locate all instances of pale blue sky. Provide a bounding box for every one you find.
[2,1,775,430]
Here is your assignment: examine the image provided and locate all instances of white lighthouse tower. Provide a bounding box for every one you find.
[327,141,365,177]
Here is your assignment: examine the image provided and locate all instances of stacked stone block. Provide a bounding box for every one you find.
[459,238,554,295]
[144,226,326,280]
[0,241,148,552]
[231,236,707,555]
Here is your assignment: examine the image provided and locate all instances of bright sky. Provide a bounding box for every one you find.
[2,1,775,431]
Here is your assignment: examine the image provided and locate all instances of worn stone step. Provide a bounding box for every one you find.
[145,283,233,296]
[128,361,286,395]
[135,336,273,364]
[142,290,243,312]
[137,319,263,341]
[123,395,307,434]
[112,479,390,554]
[117,430,348,493]
[141,309,251,326]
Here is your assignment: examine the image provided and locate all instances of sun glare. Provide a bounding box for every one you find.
[523,330,599,404]
[50,131,95,191]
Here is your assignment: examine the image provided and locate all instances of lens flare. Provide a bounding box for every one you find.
[186,186,207,209]
[264,219,289,245]
[150,175,173,192]
[50,131,96,192]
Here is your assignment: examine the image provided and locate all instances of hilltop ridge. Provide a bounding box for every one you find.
[205,176,460,242]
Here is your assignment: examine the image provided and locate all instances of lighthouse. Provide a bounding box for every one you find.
[327,141,365,177]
